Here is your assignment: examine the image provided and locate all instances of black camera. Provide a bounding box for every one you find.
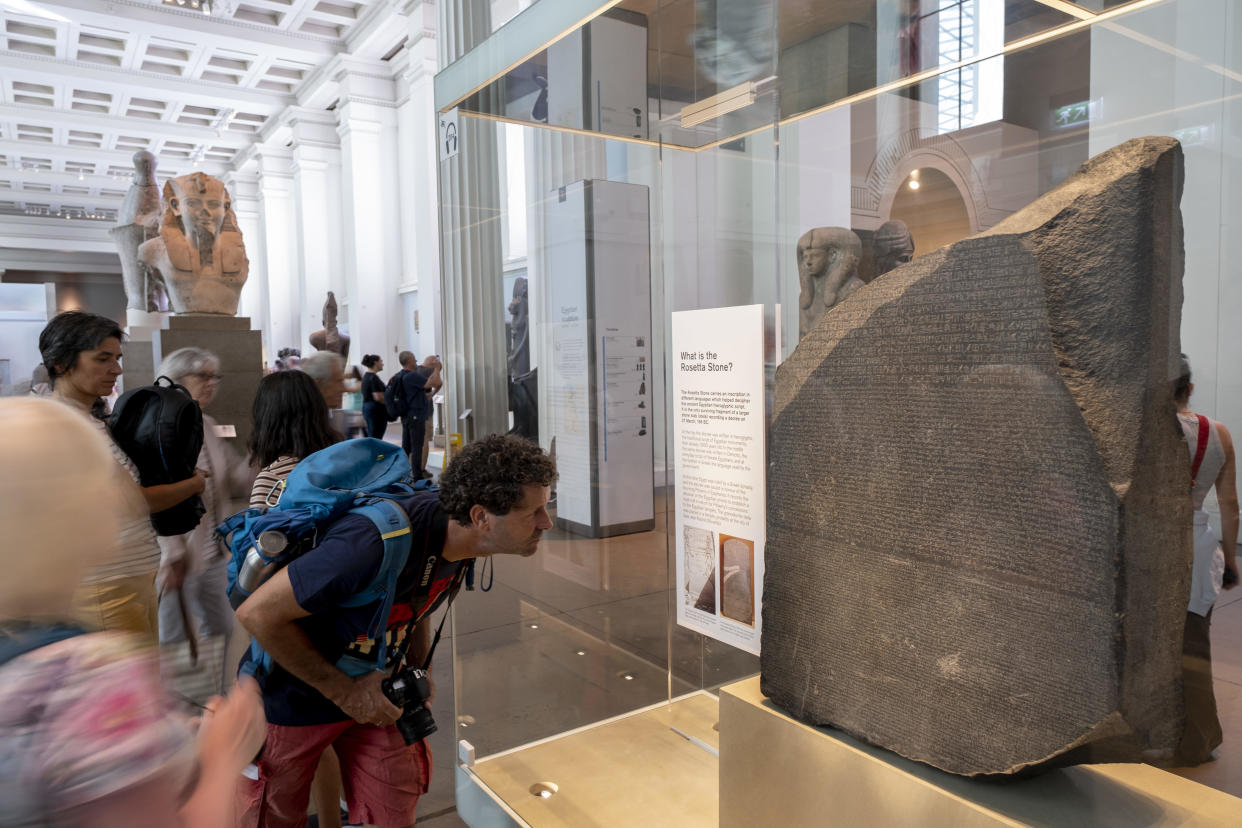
[381,667,437,745]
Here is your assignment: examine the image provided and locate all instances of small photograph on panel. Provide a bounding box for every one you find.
[719,534,755,626]
[684,525,716,614]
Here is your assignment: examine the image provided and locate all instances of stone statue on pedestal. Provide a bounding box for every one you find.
[874,219,915,277]
[507,276,530,376]
[110,150,169,313]
[138,172,249,315]
[797,227,863,337]
[507,276,537,441]
[309,291,350,359]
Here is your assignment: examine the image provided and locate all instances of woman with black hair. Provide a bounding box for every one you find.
[247,370,341,509]
[38,311,206,641]
[245,368,345,827]
[360,354,388,440]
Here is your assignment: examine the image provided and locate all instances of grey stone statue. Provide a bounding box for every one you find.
[110,150,168,313]
[507,276,530,376]
[797,227,864,338]
[873,219,915,277]
[309,291,350,360]
[138,172,249,315]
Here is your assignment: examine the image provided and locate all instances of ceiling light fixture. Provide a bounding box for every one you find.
[680,81,759,128]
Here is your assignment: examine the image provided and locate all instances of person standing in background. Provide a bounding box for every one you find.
[360,354,388,440]
[418,355,442,479]
[301,351,346,411]
[1174,355,1239,765]
[155,347,255,698]
[396,351,441,479]
[38,311,205,642]
[246,368,346,828]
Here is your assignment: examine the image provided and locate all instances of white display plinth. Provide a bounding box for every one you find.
[719,676,1240,827]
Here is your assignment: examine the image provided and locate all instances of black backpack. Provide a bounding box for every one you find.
[108,375,205,535]
[384,370,410,421]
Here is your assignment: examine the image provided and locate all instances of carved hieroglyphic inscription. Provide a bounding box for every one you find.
[763,137,1189,777]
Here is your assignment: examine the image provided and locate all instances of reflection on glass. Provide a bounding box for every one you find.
[445,0,1242,807]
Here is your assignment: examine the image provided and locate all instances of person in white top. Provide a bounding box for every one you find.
[1174,355,1238,765]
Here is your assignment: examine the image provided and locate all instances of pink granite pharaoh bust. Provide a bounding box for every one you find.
[138,172,249,315]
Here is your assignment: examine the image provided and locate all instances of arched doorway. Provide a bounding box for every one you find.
[889,166,972,258]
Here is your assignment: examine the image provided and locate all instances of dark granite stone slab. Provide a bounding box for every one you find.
[761,137,1190,777]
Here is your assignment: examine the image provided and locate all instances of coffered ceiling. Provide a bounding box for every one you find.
[0,0,404,222]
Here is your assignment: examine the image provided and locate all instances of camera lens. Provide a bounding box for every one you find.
[395,706,437,745]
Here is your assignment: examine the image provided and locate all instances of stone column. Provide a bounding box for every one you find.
[436,0,509,440]
[256,149,299,365]
[224,169,269,356]
[397,0,442,360]
[290,108,346,354]
[336,61,405,365]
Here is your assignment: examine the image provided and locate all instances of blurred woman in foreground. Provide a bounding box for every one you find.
[0,397,265,828]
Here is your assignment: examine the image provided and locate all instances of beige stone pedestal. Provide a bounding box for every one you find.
[720,676,1241,827]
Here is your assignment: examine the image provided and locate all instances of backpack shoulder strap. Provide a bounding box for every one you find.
[341,498,412,613]
[0,624,87,666]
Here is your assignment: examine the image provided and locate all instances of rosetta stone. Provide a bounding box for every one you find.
[761,137,1191,776]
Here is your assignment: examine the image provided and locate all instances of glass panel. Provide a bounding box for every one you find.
[447,116,772,762]
[443,0,1242,814]
[443,1,1172,150]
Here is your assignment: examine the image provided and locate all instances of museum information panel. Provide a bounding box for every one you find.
[673,304,766,655]
[544,179,654,537]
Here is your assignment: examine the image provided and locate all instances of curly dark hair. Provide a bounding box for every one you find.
[38,311,124,387]
[439,434,557,525]
[248,370,341,468]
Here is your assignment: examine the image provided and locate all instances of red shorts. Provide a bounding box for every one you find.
[235,720,431,828]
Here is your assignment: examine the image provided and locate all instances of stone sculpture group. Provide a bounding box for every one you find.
[764,137,1190,777]
[112,151,249,316]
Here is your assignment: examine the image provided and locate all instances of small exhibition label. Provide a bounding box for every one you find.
[672,304,766,656]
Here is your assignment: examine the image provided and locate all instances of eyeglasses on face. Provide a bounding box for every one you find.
[191,371,224,382]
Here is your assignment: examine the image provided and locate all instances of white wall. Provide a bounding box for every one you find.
[0,283,51,395]
[1090,0,1242,435]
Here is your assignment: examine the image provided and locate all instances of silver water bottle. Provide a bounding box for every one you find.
[237,530,289,594]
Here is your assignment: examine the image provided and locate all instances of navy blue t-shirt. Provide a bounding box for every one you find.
[400,368,432,421]
[242,492,464,726]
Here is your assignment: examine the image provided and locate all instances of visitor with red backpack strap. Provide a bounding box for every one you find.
[1173,354,1238,766]
[233,434,555,828]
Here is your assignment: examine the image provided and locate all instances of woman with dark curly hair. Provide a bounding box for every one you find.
[438,434,558,535]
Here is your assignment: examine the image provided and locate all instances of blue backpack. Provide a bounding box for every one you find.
[218,438,434,678]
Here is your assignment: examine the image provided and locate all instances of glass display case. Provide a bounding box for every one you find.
[434,0,1242,824]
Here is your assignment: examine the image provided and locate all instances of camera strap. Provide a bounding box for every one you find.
[388,527,469,679]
